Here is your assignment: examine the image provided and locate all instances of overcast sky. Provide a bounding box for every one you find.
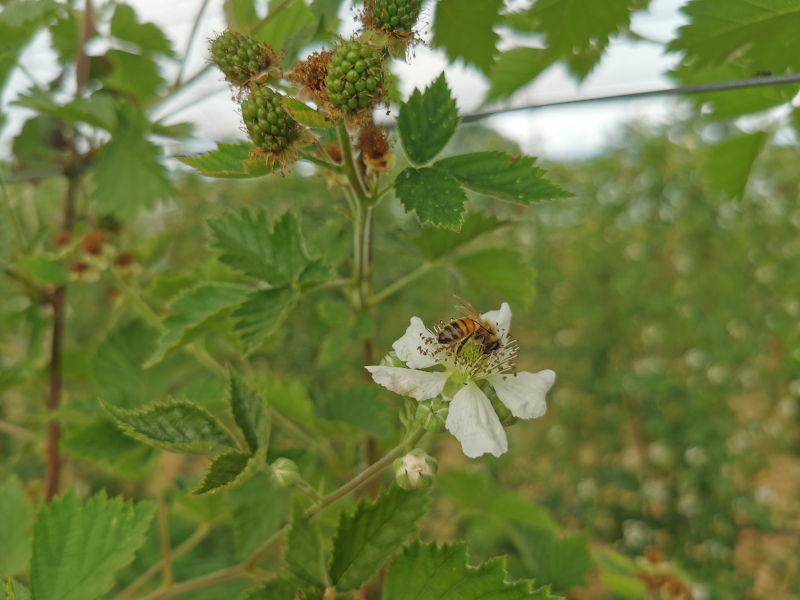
[1,0,688,162]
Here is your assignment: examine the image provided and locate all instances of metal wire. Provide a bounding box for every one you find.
[3,73,800,182]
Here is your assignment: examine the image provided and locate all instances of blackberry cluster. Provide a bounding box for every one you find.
[210,31,275,84]
[372,0,422,32]
[241,86,298,154]
[325,41,384,112]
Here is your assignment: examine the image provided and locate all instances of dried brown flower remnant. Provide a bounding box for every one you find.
[52,230,71,247]
[644,547,664,564]
[636,573,693,599]
[81,230,105,255]
[292,51,332,103]
[68,258,88,274]
[358,124,394,173]
[116,251,135,267]
[324,143,343,164]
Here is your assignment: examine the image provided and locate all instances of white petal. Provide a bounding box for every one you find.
[481,302,512,344]
[488,369,555,419]
[392,317,438,369]
[365,366,449,401]
[446,382,508,458]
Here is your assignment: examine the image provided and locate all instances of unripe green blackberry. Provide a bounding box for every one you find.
[241,86,298,154]
[209,31,276,84]
[324,41,385,113]
[372,0,422,32]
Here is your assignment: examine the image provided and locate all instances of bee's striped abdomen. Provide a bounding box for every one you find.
[438,318,476,344]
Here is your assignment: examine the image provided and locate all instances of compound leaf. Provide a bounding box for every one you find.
[397,74,459,165]
[103,397,238,455]
[394,167,467,231]
[329,485,429,591]
[30,489,154,600]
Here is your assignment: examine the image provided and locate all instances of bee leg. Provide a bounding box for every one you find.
[455,334,473,356]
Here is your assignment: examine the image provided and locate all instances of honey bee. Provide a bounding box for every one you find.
[437,296,502,355]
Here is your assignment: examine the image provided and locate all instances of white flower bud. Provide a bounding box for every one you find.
[393,448,438,490]
[269,457,300,489]
[415,399,449,433]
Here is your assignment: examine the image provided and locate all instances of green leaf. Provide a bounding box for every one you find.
[110,4,174,56]
[30,489,154,600]
[506,0,634,80]
[486,47,556,103]
[63,417,153,480]
[512,528,591,594]
[261,375,315,424]
[598,571,647,598]
[178,142,271,179]
[592,547,639,576]
[323,384,392,437]
[385,540,542,599]
[101,50,164,105]
[207,210,329,286]
[12,116,62,170]
[5,579,30,600]
[253,0,316,50]
[228,472,290,559]
[283,97,333,128]
[91,104,174,216]
[12,88,116,129]
[233,287,299,354]
[432,0,503,75]
[152,120,194,139]
[394,167,467,230]
[397,73,459,165]
[147,283,249,366]
[329,485,430,591]
[103,397,238,455]
[21,255,68,285]
[49,9,80,65]
[455,248,537,308]
[668,0,800,73]
[407,212,505,261]
[0,1,59,93]
[226,0,259,28]
[285,500,328,586]
[94,320,180,408]
[229,370,269,453]
[0,476,32,577]
[705,130,768,199]
[190,450,258,495]
[241,579,300,600]
[435,152,571,205]
[437,470,558,532]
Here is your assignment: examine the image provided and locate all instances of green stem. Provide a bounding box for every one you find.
[114,523,212,600]
[367,261,437,307]
[337,126,368,203]
[175,0,211,87]
[108,270,163,330]
[136,425,426,600]
[299,151,344,173]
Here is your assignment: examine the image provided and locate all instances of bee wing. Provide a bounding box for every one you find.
[454,295,481,321]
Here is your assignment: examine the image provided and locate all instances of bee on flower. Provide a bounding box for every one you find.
[366,298,556,458]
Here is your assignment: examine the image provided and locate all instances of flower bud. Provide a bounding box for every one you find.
[415,399,448,433]
[269,457,300,489]
[379,351,407,368]
[393,448,438,490]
